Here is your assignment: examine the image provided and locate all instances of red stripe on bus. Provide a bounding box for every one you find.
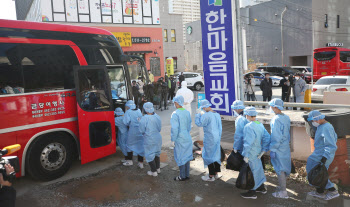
[70,45,88,66]
[0,19,111,35]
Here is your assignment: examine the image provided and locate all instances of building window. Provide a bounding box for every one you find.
[173,57,178,69]
[337,15,340,28]
[171,29,176,42]
[164,29,168,42]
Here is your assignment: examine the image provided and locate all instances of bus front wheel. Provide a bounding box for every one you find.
[26,132,75,181]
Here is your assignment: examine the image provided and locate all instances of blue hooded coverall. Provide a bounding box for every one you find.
[306,122,338,189]
[139,113,162,163]
[123,108,144,156]
[195,111,222,167]
[171,108,193,166]
[242,121,271,190]
[270,114,291,176]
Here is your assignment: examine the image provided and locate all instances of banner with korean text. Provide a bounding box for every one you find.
[200,0,235,115]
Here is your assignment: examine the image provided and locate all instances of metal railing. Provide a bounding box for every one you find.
[244,101,350,109]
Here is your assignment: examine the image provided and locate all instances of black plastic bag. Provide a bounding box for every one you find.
[307,163,329,188]
[291,159,296,174]
[226,150,244,171]
[220,146,225,162]
[236,163,255,190]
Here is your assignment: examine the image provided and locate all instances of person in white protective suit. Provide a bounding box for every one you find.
[175,81,194,115]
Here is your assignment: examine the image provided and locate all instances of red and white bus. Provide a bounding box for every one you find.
[313,47,350,81]
[0,19,147,180]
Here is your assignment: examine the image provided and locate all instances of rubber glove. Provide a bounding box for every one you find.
[270,151,276,159]
[258,151,265,159]
[233,149,238,153]
[244,157,249,163]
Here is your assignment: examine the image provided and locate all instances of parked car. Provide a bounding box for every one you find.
[244,71,282,86]
[311,76,350,102]
[174,72,204,91]
[291,66,312,83]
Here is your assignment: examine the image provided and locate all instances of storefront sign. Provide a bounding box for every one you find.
[112,32,132,47]
[326,43,343,47]
[41,0,160,24]
[132,37,151,43]
[200,0,236,115]
[166,57,174,75]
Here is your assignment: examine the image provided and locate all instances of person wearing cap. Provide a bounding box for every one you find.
[280,73,291,102]
[231,100,249,154]
[306,110,339,200]
[123,100,145,168]
[114,107,128,162]
[293,73,306,107]
[195,99,222,182]
[268,99,291,199]
[241,107,270,199]
[139,102,162,177]
[171,95,193,181]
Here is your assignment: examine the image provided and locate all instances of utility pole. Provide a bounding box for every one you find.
[281,6,287,66]
[233,0,244,101]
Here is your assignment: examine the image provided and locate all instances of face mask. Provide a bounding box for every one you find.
[295,77,300,80]
[285,77,288,80]
[233,110,239,117]
[312,122,320,127]
[265,107,274,114]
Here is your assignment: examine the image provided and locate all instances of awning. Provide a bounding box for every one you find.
[124,51,153,55]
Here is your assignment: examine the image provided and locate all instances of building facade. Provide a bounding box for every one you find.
[159,0,185,72]
[312,0,350,50]
[185,20,203,72]
[168,0,200,41]
[16,0,165,80]
[241,0,313,67]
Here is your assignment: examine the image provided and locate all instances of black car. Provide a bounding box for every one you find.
[257,66,306,80]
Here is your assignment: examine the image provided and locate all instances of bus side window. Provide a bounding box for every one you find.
[21,44,79,93]
[0,43,24,95]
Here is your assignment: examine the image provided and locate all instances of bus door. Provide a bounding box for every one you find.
[74,66,116,164]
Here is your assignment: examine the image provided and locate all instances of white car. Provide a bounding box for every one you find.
[175,72,204,91]
[311,76,350,102]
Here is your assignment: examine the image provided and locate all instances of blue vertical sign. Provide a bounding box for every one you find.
[200,0,235,115]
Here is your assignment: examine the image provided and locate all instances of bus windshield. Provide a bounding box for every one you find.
[108,67,127,100]
[314,51,336,61]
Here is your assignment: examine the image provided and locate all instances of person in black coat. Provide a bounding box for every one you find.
[178,72,185,89]
[168,76,176,101]
[259,73,273,108]
[280,73,291,102]
[0,164,16,207]
[131,80,140,106]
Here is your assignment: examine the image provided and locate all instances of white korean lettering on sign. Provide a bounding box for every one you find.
[205,8,230,113]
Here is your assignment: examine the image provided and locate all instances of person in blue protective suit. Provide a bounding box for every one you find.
[123,100,145,169]
[231,100,249,154]
[171,95,193,181]
[139,102,162,177]
[241,107,271,199]
[114,107,128,162]
[306,110,339,200]
[195,99,222,182]
[268,98,291,199]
